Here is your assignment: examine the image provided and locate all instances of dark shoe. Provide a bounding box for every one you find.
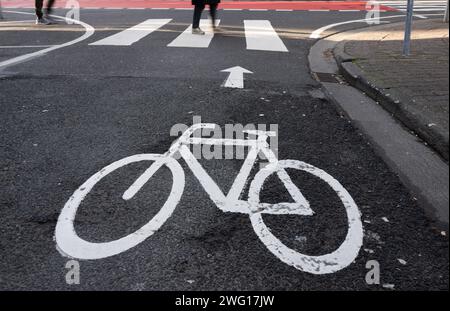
[36,17,51,25]
[44,15,58,24]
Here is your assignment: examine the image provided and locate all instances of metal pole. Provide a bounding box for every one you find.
[444,0,449,23]
[403,0,415,56]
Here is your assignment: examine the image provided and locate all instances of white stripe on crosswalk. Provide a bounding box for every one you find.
[168,20,220,48]
[244,20,288,52]
[90,19,172,46]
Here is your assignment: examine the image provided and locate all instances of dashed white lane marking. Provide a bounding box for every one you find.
[244,20,288,52]
[1,6,369,12]
[0,10,95,70]
[168,19,221,48]
[89,19,171,46]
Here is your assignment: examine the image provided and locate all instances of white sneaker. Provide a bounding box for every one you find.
[192,27,205,35]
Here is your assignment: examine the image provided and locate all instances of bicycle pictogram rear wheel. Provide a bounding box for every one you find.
[248,160,363,274]
[55,154,185,260]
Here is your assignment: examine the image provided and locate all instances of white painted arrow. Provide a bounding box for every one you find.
[221,66,253,89]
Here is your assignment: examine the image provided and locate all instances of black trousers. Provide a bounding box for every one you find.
[35,0,55,18]
[193,3,218,29]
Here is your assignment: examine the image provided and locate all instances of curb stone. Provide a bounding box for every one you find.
[308,22,449,230]
[334,36,449,162]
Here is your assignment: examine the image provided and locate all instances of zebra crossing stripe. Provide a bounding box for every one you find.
[244,20,288,52]
[167,19,221,48]
[88,19,290,52]
[90,19,172,46]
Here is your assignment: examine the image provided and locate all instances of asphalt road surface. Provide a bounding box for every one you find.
[0,6,448,290]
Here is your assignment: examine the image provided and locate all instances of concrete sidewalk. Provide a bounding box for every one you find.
[334,19,449,161]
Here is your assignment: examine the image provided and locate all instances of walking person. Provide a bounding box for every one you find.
[35,0,57,25]
[192,0,221,35]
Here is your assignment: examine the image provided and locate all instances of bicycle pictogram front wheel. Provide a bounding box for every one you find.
[248,160,363,274]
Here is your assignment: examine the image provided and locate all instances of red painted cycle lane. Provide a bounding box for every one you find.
[1,0,397,11]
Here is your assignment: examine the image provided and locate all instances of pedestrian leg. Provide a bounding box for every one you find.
[44,0,59,24]
[192,3,205,34]
[210,3,218,28]
[35,0,44,19]
[45,0,56,16]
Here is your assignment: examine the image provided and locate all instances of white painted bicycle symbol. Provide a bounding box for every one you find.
[55,123,363,274]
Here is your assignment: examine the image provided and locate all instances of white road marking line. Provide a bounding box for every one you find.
[168,19,220,48]
[90,19,171,46]
[309,9,330,12]
[223,9,243,11]
[244,20,288,52]
[0,45,56,48]
[0,10,95,70]
[0,19,35,24]
[276,9,294,12]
